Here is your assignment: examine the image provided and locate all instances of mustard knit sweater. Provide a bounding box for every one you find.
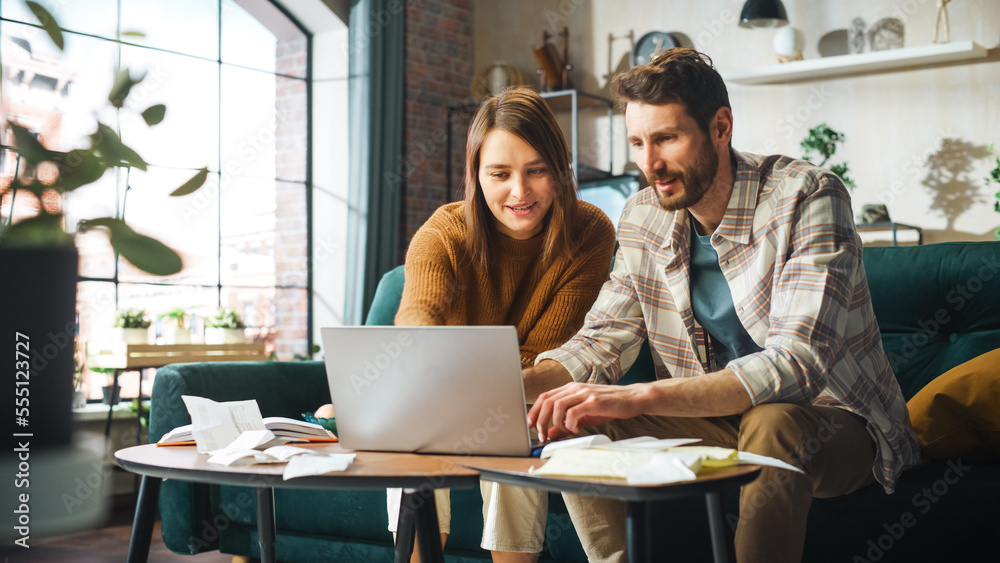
[396,201,616,368]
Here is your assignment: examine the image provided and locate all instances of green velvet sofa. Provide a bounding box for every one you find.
[149,242,1000,562]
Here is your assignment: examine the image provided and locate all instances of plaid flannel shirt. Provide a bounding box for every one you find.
[538,150,920,493]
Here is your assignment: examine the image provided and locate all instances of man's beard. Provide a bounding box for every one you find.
[648,138,720,211]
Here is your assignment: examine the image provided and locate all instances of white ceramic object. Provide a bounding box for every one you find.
[773,26,805,58]
[114,327,149,344]
[205,327,246,344]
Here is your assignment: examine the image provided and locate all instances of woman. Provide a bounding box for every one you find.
[386,85,616,562]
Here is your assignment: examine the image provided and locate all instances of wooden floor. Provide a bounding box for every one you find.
[2,497,234,563]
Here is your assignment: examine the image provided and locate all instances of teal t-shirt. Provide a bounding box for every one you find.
[688,219,762,367]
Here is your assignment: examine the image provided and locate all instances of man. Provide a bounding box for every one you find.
[523,48,920,563]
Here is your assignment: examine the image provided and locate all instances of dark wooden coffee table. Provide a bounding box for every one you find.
[459,456,761,563]
[115,443,479,563]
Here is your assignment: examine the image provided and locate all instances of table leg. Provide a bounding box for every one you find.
[625,500,651,563]
[104,370,121,441]
[126,475,161,563]
[256,487,277,563]
[394,490,418,563]
[396,487,444,562]
[705,491,731,563]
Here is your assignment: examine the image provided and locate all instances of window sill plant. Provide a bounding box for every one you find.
[159,308,192,344]
[114,308,151,344]
[205,307,247,344]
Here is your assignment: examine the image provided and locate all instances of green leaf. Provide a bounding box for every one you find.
[0,213,73,248]
[26,1,64,50]
[10,123,49,164]
[141,104,166,126]
[50,149,107,191]
[79,218,182,276]
[117,142,148,171]
[121,31,146,38]
[90,123,146,169]
[108,68,145,108]
[90,123,122,163]
[170,167,209,196]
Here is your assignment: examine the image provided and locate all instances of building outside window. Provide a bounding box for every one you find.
[0,0,348,401]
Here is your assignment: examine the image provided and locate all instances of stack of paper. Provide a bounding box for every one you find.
[531,435,801,485]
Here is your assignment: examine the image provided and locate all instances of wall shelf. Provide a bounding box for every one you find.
[722,40,988,85]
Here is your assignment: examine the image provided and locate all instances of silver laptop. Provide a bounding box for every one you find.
[320,326,533,456]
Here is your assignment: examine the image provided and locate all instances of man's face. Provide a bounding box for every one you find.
[625,101,720,211]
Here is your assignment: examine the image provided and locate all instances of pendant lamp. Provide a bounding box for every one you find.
[739,0,789,29]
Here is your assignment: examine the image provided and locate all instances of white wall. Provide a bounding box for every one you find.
[474,0,1000,243]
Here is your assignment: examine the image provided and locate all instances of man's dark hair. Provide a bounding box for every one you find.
[610,47,731,139]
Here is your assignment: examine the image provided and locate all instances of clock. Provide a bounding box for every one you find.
[630,31,678,67]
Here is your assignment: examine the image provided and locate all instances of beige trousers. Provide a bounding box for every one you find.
[562,403,877,563]
[387,482,548,552]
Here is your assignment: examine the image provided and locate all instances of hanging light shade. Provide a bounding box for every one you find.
[739,0,789,29]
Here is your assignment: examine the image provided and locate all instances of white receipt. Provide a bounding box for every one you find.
[282,453,356,480]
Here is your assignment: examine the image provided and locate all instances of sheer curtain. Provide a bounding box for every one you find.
[345,0,405,324]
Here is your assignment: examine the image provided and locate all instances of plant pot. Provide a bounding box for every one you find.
[205,327,246,344]
[0,247,78,450]
[101,384,121,406]
[171,329,191,344]
[114,327,149,344]
[72,390,87,409]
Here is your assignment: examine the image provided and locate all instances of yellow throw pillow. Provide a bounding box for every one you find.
[907,348,1000,462]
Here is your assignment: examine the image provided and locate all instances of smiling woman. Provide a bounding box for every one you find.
[378,85,617,560]
[476,128,556,240]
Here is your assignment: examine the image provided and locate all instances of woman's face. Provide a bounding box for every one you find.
[477,129,557,240]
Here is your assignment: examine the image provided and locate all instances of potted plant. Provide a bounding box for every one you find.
[986,143,1000,240]
[158,308,192,344]
[114,308,151,344]
[205,307,247,344]
[801,123,857,191]
[0,2,207,450]
[89,367,119,406]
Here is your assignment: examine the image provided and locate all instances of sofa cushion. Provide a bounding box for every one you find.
[862,242,1000,399]
[907,348,1000,461]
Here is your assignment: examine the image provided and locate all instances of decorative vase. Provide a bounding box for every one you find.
[114,327,149,344]
[72,389,87,409]
[205,327,246,344]
[848,17,866,54]
[868,17,904,51]
[773,26,805,63]
[1,247,78,450]
[101,384,121,406]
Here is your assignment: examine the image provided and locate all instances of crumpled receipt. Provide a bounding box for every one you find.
[282,453,356,480]
[625,451,703,485]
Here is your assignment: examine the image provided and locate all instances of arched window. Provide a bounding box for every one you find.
[0,0,348,401]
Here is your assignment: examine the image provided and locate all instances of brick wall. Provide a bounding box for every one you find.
[274,37,309,359]
[400,0,475,260]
